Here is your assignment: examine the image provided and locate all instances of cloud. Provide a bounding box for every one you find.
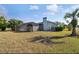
[12,15,41,23]
[63,5,79,24]
[29,5,39,10]
[64,5,79,13]
[0,5,8,20]
[0,5,7,16]
[47,4,59,13]
[45,4,79,17]
[43,4,63,16]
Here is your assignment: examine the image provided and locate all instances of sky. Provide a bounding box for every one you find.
[0,4,79,24]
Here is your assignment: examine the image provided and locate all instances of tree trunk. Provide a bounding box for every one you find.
[71,27,77,36]
[11,27,15,31]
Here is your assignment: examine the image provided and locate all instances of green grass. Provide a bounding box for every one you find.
[48,31,79,53]
[0,30,78,53]
[48,37,79,53]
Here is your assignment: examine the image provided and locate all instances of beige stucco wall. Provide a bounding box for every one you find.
[16,25,27,31]
[33,26,39,32]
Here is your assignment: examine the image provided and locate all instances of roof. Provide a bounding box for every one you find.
[16,22,39,28]
[47,20,57,25]
[16,20,58,28]
[27,22,39,26]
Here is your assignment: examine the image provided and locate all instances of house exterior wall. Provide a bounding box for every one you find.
[16,25,27,31]
[43,17,56,31]
[16,24,39,32]
[43,18,48,31]
[33,26,39,31]
[48,23,56,31]
[39,23,43,31]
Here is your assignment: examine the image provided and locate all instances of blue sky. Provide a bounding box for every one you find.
[0,4,79,23]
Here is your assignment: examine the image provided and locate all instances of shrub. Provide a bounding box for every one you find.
[1,24,6,31]
[1,27,6,31]
[67,24,72,31]
[55,27,64,31]
[8,19,23,31]
[0,16,7,31]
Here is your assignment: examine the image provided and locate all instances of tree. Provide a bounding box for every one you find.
[8,19,23,31]
[67,23,72,31]
[0,16,7,31]
[64,8,79,36]
[55,22,65,31]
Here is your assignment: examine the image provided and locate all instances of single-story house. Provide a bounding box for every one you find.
[15,22,39,32]
[15,17,59,32]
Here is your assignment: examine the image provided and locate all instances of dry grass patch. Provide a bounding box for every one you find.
[0,31,78,53]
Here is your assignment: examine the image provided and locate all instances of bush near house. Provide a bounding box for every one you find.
[55,26,64,31]
[0,24,7,31]
[8,19,23,31]
[0,16,7,31]
[55,22,65,31]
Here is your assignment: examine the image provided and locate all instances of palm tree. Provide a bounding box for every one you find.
[64,8,79,36]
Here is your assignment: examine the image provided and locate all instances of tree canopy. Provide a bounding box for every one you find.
[64,8,79,36]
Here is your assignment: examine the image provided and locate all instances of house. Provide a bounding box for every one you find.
[15,17,59,32]
[43,17,57,31]
[15,22,39,32]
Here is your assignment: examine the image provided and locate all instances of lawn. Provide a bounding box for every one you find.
[0,30,78,53]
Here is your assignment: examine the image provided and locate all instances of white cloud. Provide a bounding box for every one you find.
[12,15,42,23]
[45,4,79,16]
[43,4,79,24]
[47,4,59,13]
[0,5,8,20]
[64,5,79,13]
[43,4,63,16]
[22,17,41,23]
[0,5,6,15]
[29,5,39,10]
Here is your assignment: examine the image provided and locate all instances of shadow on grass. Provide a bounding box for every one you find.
[13,31,33,33]
[30,35,79,45]
[0,30,12,32]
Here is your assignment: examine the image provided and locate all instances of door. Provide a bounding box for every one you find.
[27,24,33,32]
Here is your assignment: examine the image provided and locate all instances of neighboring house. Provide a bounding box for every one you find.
[15,22,39,32]
[15,17,59,32]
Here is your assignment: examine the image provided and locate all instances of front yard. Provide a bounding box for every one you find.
[0,30,78,53]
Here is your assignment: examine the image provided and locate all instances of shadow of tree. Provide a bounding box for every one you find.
[30,35,79,45]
